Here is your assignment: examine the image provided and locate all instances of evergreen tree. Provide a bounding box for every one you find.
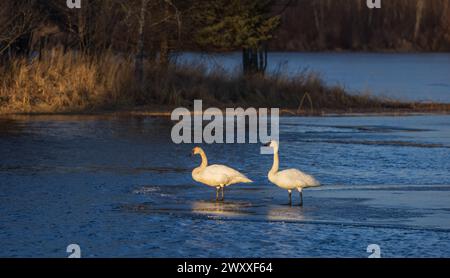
[193,0,280,75]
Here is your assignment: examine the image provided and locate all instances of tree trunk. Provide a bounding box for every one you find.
[242,48,249,74]
[77,6,87,51]
[159,34,169,67]
[414,0,425,42]
[135,0,149,87]
[242,45,268,76]
[442,0,449,34]
[159,1,170,67]
[312,1,325,49]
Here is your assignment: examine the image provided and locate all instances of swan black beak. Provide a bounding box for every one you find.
[263,142,271,147]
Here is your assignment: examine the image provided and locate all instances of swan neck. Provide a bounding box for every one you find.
[270,148,279,174]
[199,150,208,169]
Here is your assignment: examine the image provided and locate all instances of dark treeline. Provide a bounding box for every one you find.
[0,0,283,74]
[274,0,450,51]
[0,0,193,61]
[1,0,449,62]
[1,0,450,113]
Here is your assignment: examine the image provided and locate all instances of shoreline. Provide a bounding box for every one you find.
[2,105,450,118]
[2,49,449,118]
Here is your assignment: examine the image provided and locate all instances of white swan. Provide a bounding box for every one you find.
[191,147,253,201]
[265,140,320,206]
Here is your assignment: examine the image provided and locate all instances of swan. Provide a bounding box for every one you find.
[264,140,320,206]
[191,147,253,201]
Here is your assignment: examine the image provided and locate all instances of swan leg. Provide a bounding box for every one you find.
[299,190,303,207]
[216,187,220,201]
[221,186,225,201]
[288,190,292,206]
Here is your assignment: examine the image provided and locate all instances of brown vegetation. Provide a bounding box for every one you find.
[1,49,448,115]
[1,1,449,115]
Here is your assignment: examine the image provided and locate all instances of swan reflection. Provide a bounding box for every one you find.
[266,205,306,221]
[191,201,252,217]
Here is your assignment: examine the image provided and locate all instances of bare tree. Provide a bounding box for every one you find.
[0,0,45,56]
[135,0,150,86]
[158,0,181,67]
[414,0,425,42]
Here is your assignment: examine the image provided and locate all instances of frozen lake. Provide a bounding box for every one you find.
[1,115,450,257]
[178,52,450,103]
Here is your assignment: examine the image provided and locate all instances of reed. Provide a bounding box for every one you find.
[1,49,448,114]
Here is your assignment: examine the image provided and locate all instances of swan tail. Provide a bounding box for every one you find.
[301,175,320,187]
[232,176,253,184]
[309,177,320,187]
[241,177,253,183]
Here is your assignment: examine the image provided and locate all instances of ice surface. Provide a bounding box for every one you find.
[1,115,449,257]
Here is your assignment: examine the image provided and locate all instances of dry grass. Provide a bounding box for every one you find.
[1,48,449,114]
[0,49,136,113]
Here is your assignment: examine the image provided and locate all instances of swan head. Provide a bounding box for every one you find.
[264,140,279,152]
[191,146,203,156]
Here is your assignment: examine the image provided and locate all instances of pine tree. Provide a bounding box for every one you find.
[193,0,280,75]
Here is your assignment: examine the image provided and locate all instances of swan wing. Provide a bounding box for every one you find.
[195,166,229,186]
[203,164,252,185]
[277,169,320,187]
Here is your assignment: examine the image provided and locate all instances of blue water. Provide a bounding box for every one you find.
[178,52,450,103]
[1,115,450,257]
